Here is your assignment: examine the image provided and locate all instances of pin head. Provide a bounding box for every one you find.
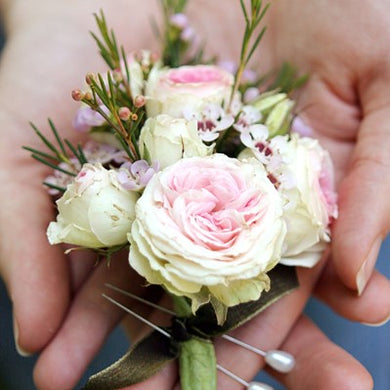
[265,350,295,373]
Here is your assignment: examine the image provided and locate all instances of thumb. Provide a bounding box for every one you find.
[333,81,390,294]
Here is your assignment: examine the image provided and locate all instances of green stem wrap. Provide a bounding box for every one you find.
[179,336,217,390]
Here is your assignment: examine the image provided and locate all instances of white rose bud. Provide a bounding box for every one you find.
[139,114,213,169]
[47,163,139,248]
[145,64,234,118]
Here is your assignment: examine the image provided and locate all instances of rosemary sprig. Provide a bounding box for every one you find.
[91,11,132,98]
[269,62,309,94]
[228,0,269,109]
[23,120,84,176]
[160,0,189,67]
[91,11,120,70]
[43,181,67,193]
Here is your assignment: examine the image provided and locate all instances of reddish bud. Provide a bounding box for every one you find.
[118,107,131,121]
[71,89,84,101]
[150,51,160,63]
[85,72,95,85]
[134,95,146,108]
[131,113,138,121]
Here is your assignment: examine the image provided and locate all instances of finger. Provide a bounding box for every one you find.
[270,316,373,390]
[315,260,390,325]
[33,255,146,390]
[332,103,390,294]
[68,249,96,293]
[0,179,70,356]
[120,294,180,390]
[120,363,178,390]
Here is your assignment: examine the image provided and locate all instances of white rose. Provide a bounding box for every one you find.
[239,134,337,267]
[145,64,234,118]
[278,136,337,266]
[47,163,139,248]
[128,154,286,319]
[139,114,213,169]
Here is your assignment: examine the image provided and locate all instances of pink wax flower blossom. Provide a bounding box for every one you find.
[244,87,260,103]
[181,26,196,42]
[217,60,237,75]
[290,116,313,137]
[170,13,189,29]
[72,105,109,132]
[44,141,128,196]
[45,160,80,195]
[82,141,128,165]
[117,160,159,191]
[128,154,286,318]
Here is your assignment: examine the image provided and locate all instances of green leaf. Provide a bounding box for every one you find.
[172,295,193,318]
[188,265,299,337]
[179,337,217,390]
[83,331,177,390]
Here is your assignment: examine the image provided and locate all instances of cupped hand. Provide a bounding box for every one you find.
[0,0,158,388]
[266,0,390,305]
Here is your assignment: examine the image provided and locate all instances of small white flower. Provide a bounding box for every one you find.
[183,104,234,142]
[234,105,263,133]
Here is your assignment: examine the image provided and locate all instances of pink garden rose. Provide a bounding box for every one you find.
[128,154,286,322]
[145,64,234,118]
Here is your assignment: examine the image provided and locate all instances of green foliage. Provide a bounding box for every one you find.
[23,120,86,186]
[229,0,269,108]
[269,62,309,94]
[157,0,208,67]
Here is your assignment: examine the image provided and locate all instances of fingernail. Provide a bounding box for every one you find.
[362,313,390,327]
[356,237,382,296]
[13,315,32,357]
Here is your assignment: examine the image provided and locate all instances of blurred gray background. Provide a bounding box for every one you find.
[1,23,389,390]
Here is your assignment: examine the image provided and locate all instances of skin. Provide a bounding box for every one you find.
[0,0,389,389]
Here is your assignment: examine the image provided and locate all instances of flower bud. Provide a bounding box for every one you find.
[118,107,132,121]
[150,51,160,63]
[265,98,294,137]
[131,113,138,121]
[252,92,288,116]
[113,69,123,83]
[85,72,96,85]
[134,95,146,108]
[71,89,84,101]
[84,91,93,101]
